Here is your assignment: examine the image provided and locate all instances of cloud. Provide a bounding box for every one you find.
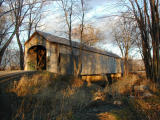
[87,0,109,7]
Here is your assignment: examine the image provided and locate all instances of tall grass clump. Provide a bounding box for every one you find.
[10,72,54,96]
[104,74,140,99]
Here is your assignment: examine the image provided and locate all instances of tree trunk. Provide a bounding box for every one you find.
[141,34,153,80]
[149,0,160,83]
[16,30,24,70]
[124,57,128,77]
[158,46,160,83]
[123,48,129,77]
[0,30,16,65]
[75,0,85,77]
[129,0,160,83]
[27,22,32,40]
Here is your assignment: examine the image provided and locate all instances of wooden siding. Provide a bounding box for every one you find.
[25,32,123,75]
[58,45,122,75]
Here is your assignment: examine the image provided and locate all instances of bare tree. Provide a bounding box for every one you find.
[72,24,104,46]
[26,0,44,40]
[58,0,93,76]
[0,30,16,67]
[0,47,20,70]
[58,0,77,75]
[112,14,136,76]
[8,0,45,70]
[72,24,104,76]
[9,0,30,70]
[0,0,46,69]
[0,4,16,66]
[127,0,160,83]
[75,0,85,77]
[59,0,74,48]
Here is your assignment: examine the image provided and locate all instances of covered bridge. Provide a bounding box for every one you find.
[24,31,123,75]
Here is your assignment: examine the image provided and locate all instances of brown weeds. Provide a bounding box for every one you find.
[8,72,103,120]
[8,72,160,120]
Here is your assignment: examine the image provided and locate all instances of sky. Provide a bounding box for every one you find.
[38,0,141,59]
[40,0,120,39]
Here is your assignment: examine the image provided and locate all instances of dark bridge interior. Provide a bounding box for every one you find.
[28,45,46,70]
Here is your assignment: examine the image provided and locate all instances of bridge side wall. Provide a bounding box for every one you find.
[58,44,122,75]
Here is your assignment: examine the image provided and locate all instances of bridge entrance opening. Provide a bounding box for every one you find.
[28,45,46,70]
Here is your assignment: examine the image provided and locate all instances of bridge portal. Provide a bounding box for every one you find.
[27,45,46,70]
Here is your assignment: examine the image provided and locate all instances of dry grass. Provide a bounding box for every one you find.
[125,97,160,120]
[104,74,140,98]
[8,72,102,120]
[102,73,160,120]
[6,72,160,120]
[97,112,117,120]
[10,72,53,96]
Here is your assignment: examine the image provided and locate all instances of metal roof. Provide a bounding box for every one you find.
[28,31,121,58]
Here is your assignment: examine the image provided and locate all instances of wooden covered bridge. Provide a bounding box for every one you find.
[24,31,123,76]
